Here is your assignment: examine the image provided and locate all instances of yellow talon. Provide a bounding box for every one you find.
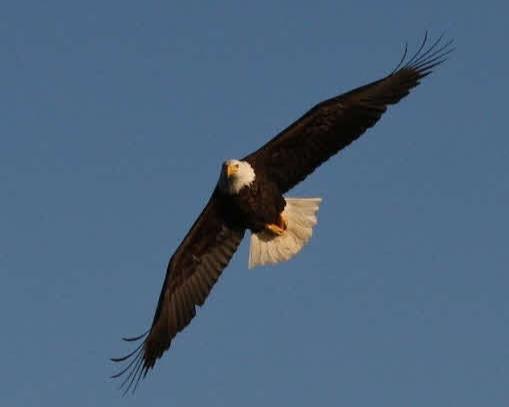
[265,213,287,236]
[266,223,285,236]
[280,213,287,230]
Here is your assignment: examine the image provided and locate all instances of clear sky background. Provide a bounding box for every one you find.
[1,1,508,406]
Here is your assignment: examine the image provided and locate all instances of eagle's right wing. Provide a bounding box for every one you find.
[112,190,245,393]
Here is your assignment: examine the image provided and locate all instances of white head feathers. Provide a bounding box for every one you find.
[218,159,256,195]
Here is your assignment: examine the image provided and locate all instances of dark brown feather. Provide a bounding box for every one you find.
[112,190,245,394]
[244,33,453,193]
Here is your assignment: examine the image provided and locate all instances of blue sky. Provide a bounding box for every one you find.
[1,1,508,406]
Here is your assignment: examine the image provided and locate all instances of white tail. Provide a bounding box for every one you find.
[248,197,322,269]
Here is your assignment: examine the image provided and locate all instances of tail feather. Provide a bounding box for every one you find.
[248,197,322,269]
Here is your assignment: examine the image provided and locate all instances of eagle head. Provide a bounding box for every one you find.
[218,159,256,194]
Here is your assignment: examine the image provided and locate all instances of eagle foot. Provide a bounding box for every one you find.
[265,214,287,236]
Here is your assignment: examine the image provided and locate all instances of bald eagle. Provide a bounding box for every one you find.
[112,34,453,392]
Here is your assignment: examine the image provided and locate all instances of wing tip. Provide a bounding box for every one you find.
[391,31,455,76]
[110,330,152,395]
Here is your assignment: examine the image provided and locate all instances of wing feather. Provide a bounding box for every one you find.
[244,33,454,192]
[112,191,245,393]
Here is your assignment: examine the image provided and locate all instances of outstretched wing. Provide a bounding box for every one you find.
[244,33,454,193]
[111,190,245,393]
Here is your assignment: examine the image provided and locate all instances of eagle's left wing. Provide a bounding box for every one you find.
[244,34,453,193]
[111,190,245,393]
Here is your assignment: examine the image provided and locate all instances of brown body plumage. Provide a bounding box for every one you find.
[231,172,286,233]
[112,33,453,393]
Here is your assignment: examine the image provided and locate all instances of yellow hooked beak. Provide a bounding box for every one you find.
[226,163,239,178]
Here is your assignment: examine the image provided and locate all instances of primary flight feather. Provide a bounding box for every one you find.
[112,33,453,393]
